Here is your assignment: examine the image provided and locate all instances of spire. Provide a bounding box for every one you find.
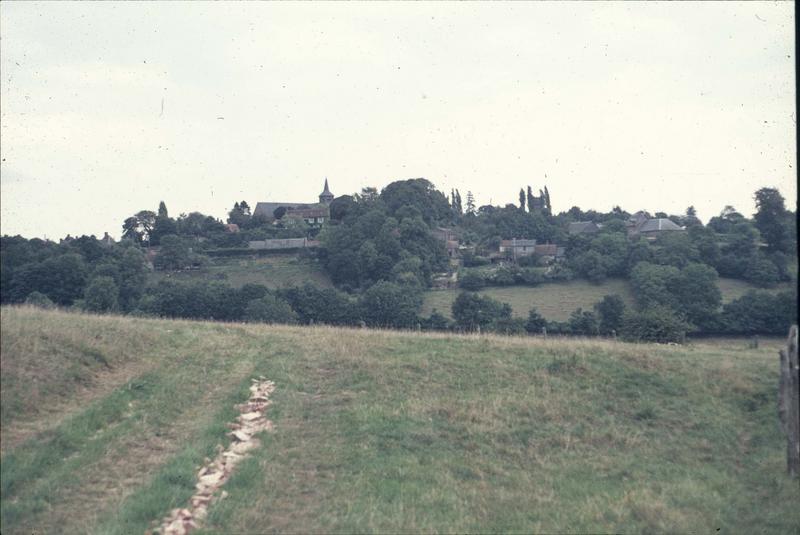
[319,178,334,205]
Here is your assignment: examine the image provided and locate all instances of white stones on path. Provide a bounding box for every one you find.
[149,377,276,535]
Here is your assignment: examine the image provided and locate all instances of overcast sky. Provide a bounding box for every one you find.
[1,2,795,239]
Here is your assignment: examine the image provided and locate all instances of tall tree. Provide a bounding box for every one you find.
[158,201,169,218]
[754,187,791,253]
[526,186,535,213]
[519,188,526,211]
[465,191,476,215]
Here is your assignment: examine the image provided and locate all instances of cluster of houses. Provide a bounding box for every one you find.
[431,211,686,270]
[568,211,684,240]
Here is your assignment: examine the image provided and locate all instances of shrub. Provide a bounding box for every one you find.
[359,281,422,329]
[83,276,120,313]
[620,306,689,343]
[452,292,511,331]
[24,291,55,309]
[525,308,548,334]
[491,317,527,335]
[720,291,797,334]
[459,270,486,291]
[244,295,298,325]
[594,294,625,335]
[568,308,598,335]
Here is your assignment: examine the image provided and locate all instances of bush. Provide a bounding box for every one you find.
[83,276,120,312]
[244,295,298,325]
[421,309,451,331]
[24,291,55,309]
[459,270,487,291]
[568,308,598,335]
[525,307,548,334]
[720,291,797,334]
[594,294,625,335]
[452,292,512,331]
[359,281,422,329]
[620,306,689,343]
[490,317,527,335]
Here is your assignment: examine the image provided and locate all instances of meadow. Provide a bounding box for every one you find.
[423,277,794,321]
[1,306,798,534]
[148,253,333,289]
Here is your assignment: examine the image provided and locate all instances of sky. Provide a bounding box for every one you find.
[1,1,795,240]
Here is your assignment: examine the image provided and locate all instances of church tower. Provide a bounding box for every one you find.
[319,178,334,205]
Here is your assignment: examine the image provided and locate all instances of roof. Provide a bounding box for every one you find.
[320,178,333,196]
[638,218,683,233]
[287,207,328,218]
[253,202,311,218]
[568,221,600,234]
[533,244,558,255]
[500,239,537,247]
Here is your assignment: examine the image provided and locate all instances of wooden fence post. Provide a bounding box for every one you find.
[778,325,799,478]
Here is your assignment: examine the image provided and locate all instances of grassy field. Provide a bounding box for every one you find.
[1,306,798,534]
[423,277,795,321]
[148,253,333,289]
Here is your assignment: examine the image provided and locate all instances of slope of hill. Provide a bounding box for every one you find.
[423,277,795,321]
[1,306,797,534]
[147,253,333,289]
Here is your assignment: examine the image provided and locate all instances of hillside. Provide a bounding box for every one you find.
[148,253,333,289]
[1,306,798,533]
[422,277,794,321]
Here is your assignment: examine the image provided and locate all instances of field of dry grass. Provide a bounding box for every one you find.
[1,306,798,533]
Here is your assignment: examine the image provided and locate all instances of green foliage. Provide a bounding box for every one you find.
[620,306,689,343]
[721,291,797,334]
[243,294,298,325]
[568,307,598,335]
[525,307,547,334]
[451,291,511,331]
[24,291,55,309]
[630,262,721,329]
[753,187,792,253]
[8,253,89,306]
[83,276,120,313]
[379,178,451,225]
[359,281,422,329]
[278,284,360,326]
[594,294,626,335]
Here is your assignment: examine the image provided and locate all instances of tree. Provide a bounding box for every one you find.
[244,294,298,324]
[721,290,797,334]
[465,191,476,215]
[9,253,89,305]
[525,307,547,333]
[754,187,791,253]
[569,308,598,335]
[158,201,169,218]
[451,291,511,331]
[122,217,142,243]
[118,247,148,311]
[84,276,120,312]
[519,188,526,211]
[595,294,626,335]
[359,281,422,329]
[526,186,535,213]
[24,291,55,309]
[673,263,721,329]
[620,306,689,343]
[459,270,486,291]
[154,235,191,270]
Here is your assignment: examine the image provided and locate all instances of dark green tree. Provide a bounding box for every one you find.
[594,294,626,335]
[84,276,120,312]
[753,187,791,253]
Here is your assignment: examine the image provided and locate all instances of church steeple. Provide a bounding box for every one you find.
[319,178,334,205]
